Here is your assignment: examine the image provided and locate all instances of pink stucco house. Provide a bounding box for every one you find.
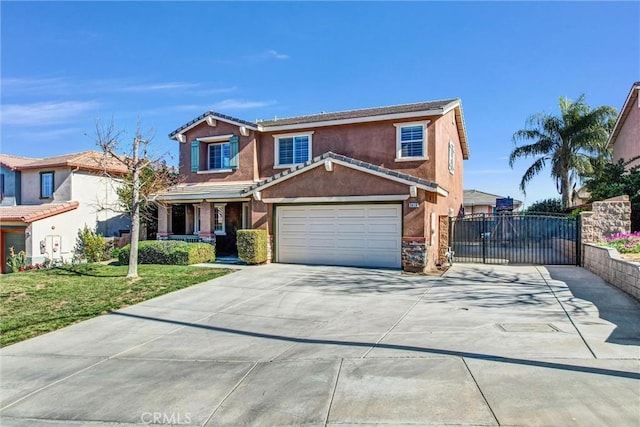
[608,81,640,169]
[156,99,470,272]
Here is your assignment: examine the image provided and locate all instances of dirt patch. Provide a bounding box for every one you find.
[620,253,640,263]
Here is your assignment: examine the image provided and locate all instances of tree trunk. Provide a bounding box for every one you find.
[561,173,571,210]
[127,138,141,278]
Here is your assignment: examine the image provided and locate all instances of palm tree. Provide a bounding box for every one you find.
[509,95,617,209]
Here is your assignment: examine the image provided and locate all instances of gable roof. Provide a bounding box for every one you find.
[0,151,128,175]
[463,189,523,207]
[242,152,449,197]
[0,201,79,223]
[168,99,470,159]
[168,111,259,139]
[607,81,640,148]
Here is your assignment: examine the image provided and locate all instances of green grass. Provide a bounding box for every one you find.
[0,264,231,347]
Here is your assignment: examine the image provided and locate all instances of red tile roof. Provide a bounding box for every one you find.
[0,151,128,175]
[0,202,80,223]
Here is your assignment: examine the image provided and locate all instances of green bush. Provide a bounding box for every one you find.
[118,240,215,265]
[237,229,268,264]
[74,226,107,263]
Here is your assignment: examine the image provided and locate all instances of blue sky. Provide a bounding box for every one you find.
[1,1,638,207]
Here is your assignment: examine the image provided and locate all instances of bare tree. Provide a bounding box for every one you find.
[95,119,175,278]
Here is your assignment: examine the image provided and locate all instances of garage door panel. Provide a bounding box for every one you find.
[277,204,402,269]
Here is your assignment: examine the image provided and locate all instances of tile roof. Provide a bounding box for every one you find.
[0,201,80,223]
[0,151,128,174]
[0,154,37,170]
[155,182,254,201]
[242,152,446,196]
[256,99,460,127]
[464,189,523,207]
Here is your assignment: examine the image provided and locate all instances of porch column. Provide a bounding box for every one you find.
[198,202,214,243]
[185,205,195,235]
[157,204,170,239]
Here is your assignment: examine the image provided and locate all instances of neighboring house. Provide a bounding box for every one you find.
[463,189,523,215]
[0,151,129,271]
[608,81,640,169]
[156,99,469,272]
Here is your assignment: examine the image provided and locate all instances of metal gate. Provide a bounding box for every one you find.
[450,213,580,265]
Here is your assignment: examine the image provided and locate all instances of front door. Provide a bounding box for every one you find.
[171,205,186,235]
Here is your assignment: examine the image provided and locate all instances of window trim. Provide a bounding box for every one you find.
[273,131,314,169]
[448,139,455,174]
[207,141,231,171]
[193,204,201,234]
[213,203,226,236]
[39,171,55,199]
[394,121,429,162]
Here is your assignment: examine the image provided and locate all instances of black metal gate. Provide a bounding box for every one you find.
[450,213,580,265]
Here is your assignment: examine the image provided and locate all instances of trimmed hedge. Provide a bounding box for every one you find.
[118,240,215,265]
[237,229,268,264]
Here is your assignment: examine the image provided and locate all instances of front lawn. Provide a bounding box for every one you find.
[0,264,231,347]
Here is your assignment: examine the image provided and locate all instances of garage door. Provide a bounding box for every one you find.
[276,204,402,269]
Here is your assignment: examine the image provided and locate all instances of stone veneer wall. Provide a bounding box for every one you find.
[582,244,640,301]
[267,235,273,263]
[580,195,631,243]
[402,237,427,273]
[438,216,449,265]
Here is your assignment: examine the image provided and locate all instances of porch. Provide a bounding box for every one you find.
[157,201,250,255]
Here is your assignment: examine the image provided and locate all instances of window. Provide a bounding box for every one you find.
[394,122,428,161]
[208,143,231,170]
[448,140,455,174]
[40,171,54,199]
[214,204,226,235]
[274,132,313,167]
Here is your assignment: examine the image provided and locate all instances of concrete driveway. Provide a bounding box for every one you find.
[1,263,639,426]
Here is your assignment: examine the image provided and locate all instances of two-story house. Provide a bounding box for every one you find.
[156,99,470,272]
[0,151,130,271]
[608,81,639,169]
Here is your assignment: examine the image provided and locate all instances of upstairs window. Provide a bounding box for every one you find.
[208,142,231,170]
[40,171,54,199]
[395,122,428,161]
[274,132,313,168]
[448,140,455,174]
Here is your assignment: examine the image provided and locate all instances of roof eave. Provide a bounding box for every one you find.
[169,112,259,140]
[607,82,640,148]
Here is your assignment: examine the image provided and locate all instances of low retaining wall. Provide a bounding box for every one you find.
[582,243,640,300]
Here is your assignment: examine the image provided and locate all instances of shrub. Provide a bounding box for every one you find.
[237,229,268,264]
[603,231,640,254]
[6,247,27,273]
[118,240,215,265]
[74,226,108,263]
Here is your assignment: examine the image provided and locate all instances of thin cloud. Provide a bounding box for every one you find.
[263,49,289,60]
[465,169,513,175]
[1,101,100,126]
[118,82,200,92]
[211,99,275,110]
[12,127,84,140]
[219,50,290,65]
[1,77,70,93]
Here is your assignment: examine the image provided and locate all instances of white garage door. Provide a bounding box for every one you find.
[276,204,402,269]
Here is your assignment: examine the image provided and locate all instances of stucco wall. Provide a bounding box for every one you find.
[25,209,79,264]
[71,171,129,236]
[20,168,71,204]
[181,120,258,183]
[612,92,640,169]
[582,243,640,301]
[257,117,440,181]
[434,109,464,218]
